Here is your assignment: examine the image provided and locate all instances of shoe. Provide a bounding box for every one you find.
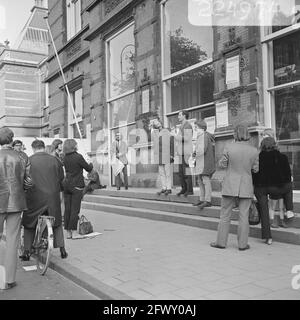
[265,239,272,245]
[60,247,68,259]
[66,230,72,239]
[176,190,186,196]
[164,189,172,195]
[198,201,212,210]
[239,244,250,251]
[279,219,288,228]
[157,189,166,196]
[270,219,279,228]
[3,282,17,290]
[183,191,194,197]
[19,250,30,261]
[193,201,204,206]
[125,187,128,190]
[286,211,295,219]
[210,242,225,249]
[117,187,121,190]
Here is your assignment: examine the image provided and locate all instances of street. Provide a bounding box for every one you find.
[0,242,99,300]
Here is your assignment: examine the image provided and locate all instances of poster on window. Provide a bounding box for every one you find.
[142,88,150,114]
[204,116,216,134]
[216,101,229,128]
[226,55,240,89]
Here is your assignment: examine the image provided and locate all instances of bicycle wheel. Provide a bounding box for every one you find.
[36,219,54,275]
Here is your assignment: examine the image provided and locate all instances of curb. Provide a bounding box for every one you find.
[49,255,134,300]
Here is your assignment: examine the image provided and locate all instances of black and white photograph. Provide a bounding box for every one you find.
[0,0,300,305]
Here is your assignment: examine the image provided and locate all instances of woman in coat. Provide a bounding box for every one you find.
[210,124,259,251]
[253,137,294,245]
[62,139,93,239]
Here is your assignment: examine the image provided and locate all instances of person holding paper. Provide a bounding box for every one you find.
[111,133,129,190]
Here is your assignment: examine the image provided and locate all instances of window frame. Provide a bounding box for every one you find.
[160,0,215,127]
[66,0,82,41]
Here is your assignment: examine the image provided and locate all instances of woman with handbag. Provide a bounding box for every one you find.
[253,137,294,245]
[62,139,93,239]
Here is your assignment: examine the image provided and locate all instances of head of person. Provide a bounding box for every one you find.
[45,144,55,155]
[115,133,122,141]
[262,128,275,140]
[234,124,250,142]
[63,139,78,155]
[31,139,45,153]
[52,139,63,154]
[194,120,207,135]
[178,110,189,123]
[12,139,23,152]
[152,118,162,130]
[0,127,14,146]
[260,137,277,152]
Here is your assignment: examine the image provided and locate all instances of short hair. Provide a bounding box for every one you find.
[63,139,77,154]
[262,128,275,138]
[234,124,250,141]
[0,127,14,145]
[52,139,63,150]
[12,140,23,147]
[260,137,277,152]
[179,109,189,120]
[31,139,45,150]
[45,145,55,154]
[195,120,207,131]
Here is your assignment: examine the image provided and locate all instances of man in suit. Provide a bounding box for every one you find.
[0,128,31,289]
[173,110,194,197]
[111,133,128,190]
[210,124,259,251]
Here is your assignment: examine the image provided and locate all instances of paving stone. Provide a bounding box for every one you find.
[204,290,248,300]
[231,284,273,298]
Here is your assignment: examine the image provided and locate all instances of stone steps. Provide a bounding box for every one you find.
[82,190,300,245]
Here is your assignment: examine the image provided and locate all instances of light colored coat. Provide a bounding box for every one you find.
[219,141,259,198]
[111,140,128,165]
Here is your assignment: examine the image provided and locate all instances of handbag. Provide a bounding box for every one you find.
[249,200,261,225]
[78,215,93,235]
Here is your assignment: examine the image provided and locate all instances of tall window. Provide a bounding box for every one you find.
[106,23,136,131]
[66,0,81,40]
[68,87,83,138]
[161,0,215,128]
[262,11,300,190]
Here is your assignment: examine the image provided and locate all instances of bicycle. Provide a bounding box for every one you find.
[19,215,55,275]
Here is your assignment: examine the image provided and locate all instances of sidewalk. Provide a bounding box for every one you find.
[47,209,300,300]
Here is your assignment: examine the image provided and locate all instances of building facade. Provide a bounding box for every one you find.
[0,2,49,137]
[45,0,300,191]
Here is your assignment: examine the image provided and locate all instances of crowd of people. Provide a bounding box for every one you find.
[0,128,94,290]
[150,110,295,250]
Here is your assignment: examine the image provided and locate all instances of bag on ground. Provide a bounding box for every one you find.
[78,215,93,235]
[248,200,261,225]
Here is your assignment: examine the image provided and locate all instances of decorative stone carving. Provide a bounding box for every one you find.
[66,39,82,59]
[104,0,126,15]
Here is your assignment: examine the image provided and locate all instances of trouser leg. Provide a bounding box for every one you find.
[164,163,172,190]
[255,187,272,239]
[198,176,205,201]
[3,212,22,283]
[158,165,167,190]
[116,173,122,188]
[69,189,83,231]
[282,183,293,211]
[202,175,212,202]
[53,225,65,248]
[237,198,251,249]
[23,228,35,251]
[123,165,128,188]
[64,192,72,230]
[216,196,235,247]
[178,162,187,192]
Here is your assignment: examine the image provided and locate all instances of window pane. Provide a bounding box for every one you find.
[165,64,214,113]
[74,0,81,34]
[273,31,300,86]
[110,93,136,128]
[108,25,135,97]
[163,0,213,75]
[74,88,83,118]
